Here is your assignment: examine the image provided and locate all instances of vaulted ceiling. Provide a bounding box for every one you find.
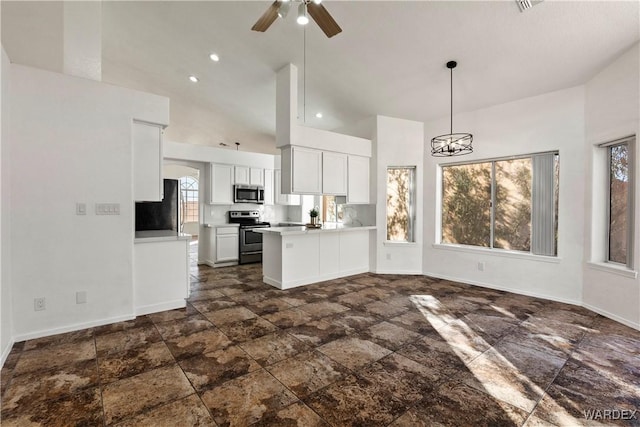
[2,1,639,154]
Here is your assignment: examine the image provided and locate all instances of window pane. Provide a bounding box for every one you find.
[386,167,414,241]
[442,163,491,246]
[609,144,629,264]
[494,158,532,251]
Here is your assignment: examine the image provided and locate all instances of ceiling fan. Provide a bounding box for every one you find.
[251,0,342,38]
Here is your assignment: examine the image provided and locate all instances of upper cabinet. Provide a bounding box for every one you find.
[281,146,322,195]
[234,166,250,185]
[322,152,347,195]
[209,163,234,204]
[133,121,164,201]
[275,170,300,206]
[347,155,370,204]
[235,166,264,186]
[250,168,264,186]
[263,169,274,206]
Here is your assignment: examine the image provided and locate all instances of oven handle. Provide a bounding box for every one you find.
[240,250,263,255]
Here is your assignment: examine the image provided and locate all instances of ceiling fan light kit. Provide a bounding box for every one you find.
[431,61,473,157]
[297,3,309,25]
[252,0,342,38]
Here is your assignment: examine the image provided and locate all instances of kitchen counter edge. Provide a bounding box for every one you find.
[135,230,192,243]
[254,225,376,236]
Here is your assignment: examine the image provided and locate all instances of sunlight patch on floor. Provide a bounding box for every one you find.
[410,294,577,420]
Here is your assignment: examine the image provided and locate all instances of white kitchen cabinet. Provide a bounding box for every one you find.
[250,168,264,186]
[347,155,370,204]
[234,166,250,185]
[133,121,164,201]
[215,226,239,263]
[282,146,322,195]
[209,163,234,204]
[322,152,347,195]
[264,169,274,205]
[275,170,300,206]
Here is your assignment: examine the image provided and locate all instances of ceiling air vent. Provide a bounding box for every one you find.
[517,0,543,12]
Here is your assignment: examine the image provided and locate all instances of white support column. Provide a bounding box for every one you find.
[63,1,102,81]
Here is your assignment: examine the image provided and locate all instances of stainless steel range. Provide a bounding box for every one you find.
[228,210,270,265]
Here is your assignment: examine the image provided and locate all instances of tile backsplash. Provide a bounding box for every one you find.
[204,203,289,224]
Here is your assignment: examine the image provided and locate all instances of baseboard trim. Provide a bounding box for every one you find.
[264,267,370,290]
[422,271,582,307]
[13,314,136,342]
[582,302,640,331]
[135,299,186,316]
[1,337,15,368]
[375,269,423,275]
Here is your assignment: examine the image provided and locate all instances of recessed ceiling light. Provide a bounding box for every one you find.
[209,53,220,62]
[189,75,199,83]
[315,112,323,119]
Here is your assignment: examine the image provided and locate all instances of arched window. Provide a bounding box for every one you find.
[179,176,199,223]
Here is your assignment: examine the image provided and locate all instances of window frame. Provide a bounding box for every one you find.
[179,176,199,224]
[602,137,635,269]
[439,151,558,256]
[386,166,417,243]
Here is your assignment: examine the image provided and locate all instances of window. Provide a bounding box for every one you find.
[441,152,558,256]
[323,195,344,223]
[179,176,198,223]
[386,167,416,242]
[604,137,634,267]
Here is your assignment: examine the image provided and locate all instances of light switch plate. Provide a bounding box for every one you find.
[95,203,120,215]
[76,203,86,215]
[76,291,87,304]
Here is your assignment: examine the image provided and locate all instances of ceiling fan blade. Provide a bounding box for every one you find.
[307,2,342,38]
[251,1,280,32]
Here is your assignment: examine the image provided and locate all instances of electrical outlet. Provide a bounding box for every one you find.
[477,262,485,271]
[76,291,87,304]
[34,297,46,311]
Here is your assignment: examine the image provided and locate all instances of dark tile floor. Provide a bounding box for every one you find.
[1,257,640,426]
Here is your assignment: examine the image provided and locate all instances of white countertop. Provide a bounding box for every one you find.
[134,230,192,243]
[203,223,240,228]
[254,224,376,236]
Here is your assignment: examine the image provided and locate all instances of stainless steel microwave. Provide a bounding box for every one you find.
[234,185,264,204]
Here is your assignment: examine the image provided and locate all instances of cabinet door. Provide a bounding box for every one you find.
[133,121,163,201]
[291,147,322,194]
[264,169,274,205]
[322,152,347,195]
[347,155,370,204]
[250,168,264,186]
[234,166,250,185]
[216,234,239,262]
[209,164,234,204]
[275,170,300,206]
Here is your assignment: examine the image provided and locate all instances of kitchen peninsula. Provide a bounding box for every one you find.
[255,225,376,289]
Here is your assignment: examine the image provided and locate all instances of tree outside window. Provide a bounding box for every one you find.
[386,167,415,242]
[441,153,558,256]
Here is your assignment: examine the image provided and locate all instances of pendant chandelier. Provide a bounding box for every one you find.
[431,61,473,157]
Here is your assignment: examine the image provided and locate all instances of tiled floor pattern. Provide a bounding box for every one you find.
[2,261,639,426]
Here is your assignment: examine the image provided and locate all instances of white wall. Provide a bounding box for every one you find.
[1,45,14,364]
[372,116,424,275]
[9,64,169,341]
[583,43,640,329]
[423,86,586,305]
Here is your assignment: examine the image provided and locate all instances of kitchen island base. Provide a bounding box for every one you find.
[258,227,374,289]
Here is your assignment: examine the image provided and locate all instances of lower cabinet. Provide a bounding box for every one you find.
[216,233,239,263]
[205,225,239,267]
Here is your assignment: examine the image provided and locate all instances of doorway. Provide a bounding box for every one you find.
[164,162,204,264]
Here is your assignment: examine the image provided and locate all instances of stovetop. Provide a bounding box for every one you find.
[228,210,270,227]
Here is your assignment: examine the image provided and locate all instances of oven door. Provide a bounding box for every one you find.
[240,227,264,253]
